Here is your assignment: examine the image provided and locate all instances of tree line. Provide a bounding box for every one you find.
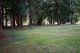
[0,0,80,29]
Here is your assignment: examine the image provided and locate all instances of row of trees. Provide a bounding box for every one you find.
[0,0,80,29]
[0,0,80,38]
[28,0,80,25]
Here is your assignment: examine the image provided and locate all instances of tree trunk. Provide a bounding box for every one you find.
[20,15,23,28]
[0,6,2,36]
[0,5,5,39]
[37,18,43,25]
[11,9,16,28]
[12,10,16,27]
[29,8,32,26]
[70,18,75,24]
[29,0,33,26]
[5,8,8,28]
[57,20,61,25]
[16,16,20,27]
[1,6,4,28]
[49,19,53,24]
[52,19,55,24]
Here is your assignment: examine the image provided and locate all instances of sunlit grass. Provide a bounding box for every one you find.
[1,24,80,53]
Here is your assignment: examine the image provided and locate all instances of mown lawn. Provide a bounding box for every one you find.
[0,25,80,53]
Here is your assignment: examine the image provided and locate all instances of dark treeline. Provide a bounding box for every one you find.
[0,0,80,29]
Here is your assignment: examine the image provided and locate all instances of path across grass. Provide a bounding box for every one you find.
[0,25,80,53]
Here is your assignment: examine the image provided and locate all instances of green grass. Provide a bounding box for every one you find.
[0,25,80,53]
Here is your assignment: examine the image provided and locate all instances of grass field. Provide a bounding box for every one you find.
[0,24,80,53]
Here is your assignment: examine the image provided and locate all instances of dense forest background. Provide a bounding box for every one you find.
[0,0,80,32]
[0,0,80,36]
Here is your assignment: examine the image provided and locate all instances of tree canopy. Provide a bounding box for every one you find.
[0,0,80,28]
